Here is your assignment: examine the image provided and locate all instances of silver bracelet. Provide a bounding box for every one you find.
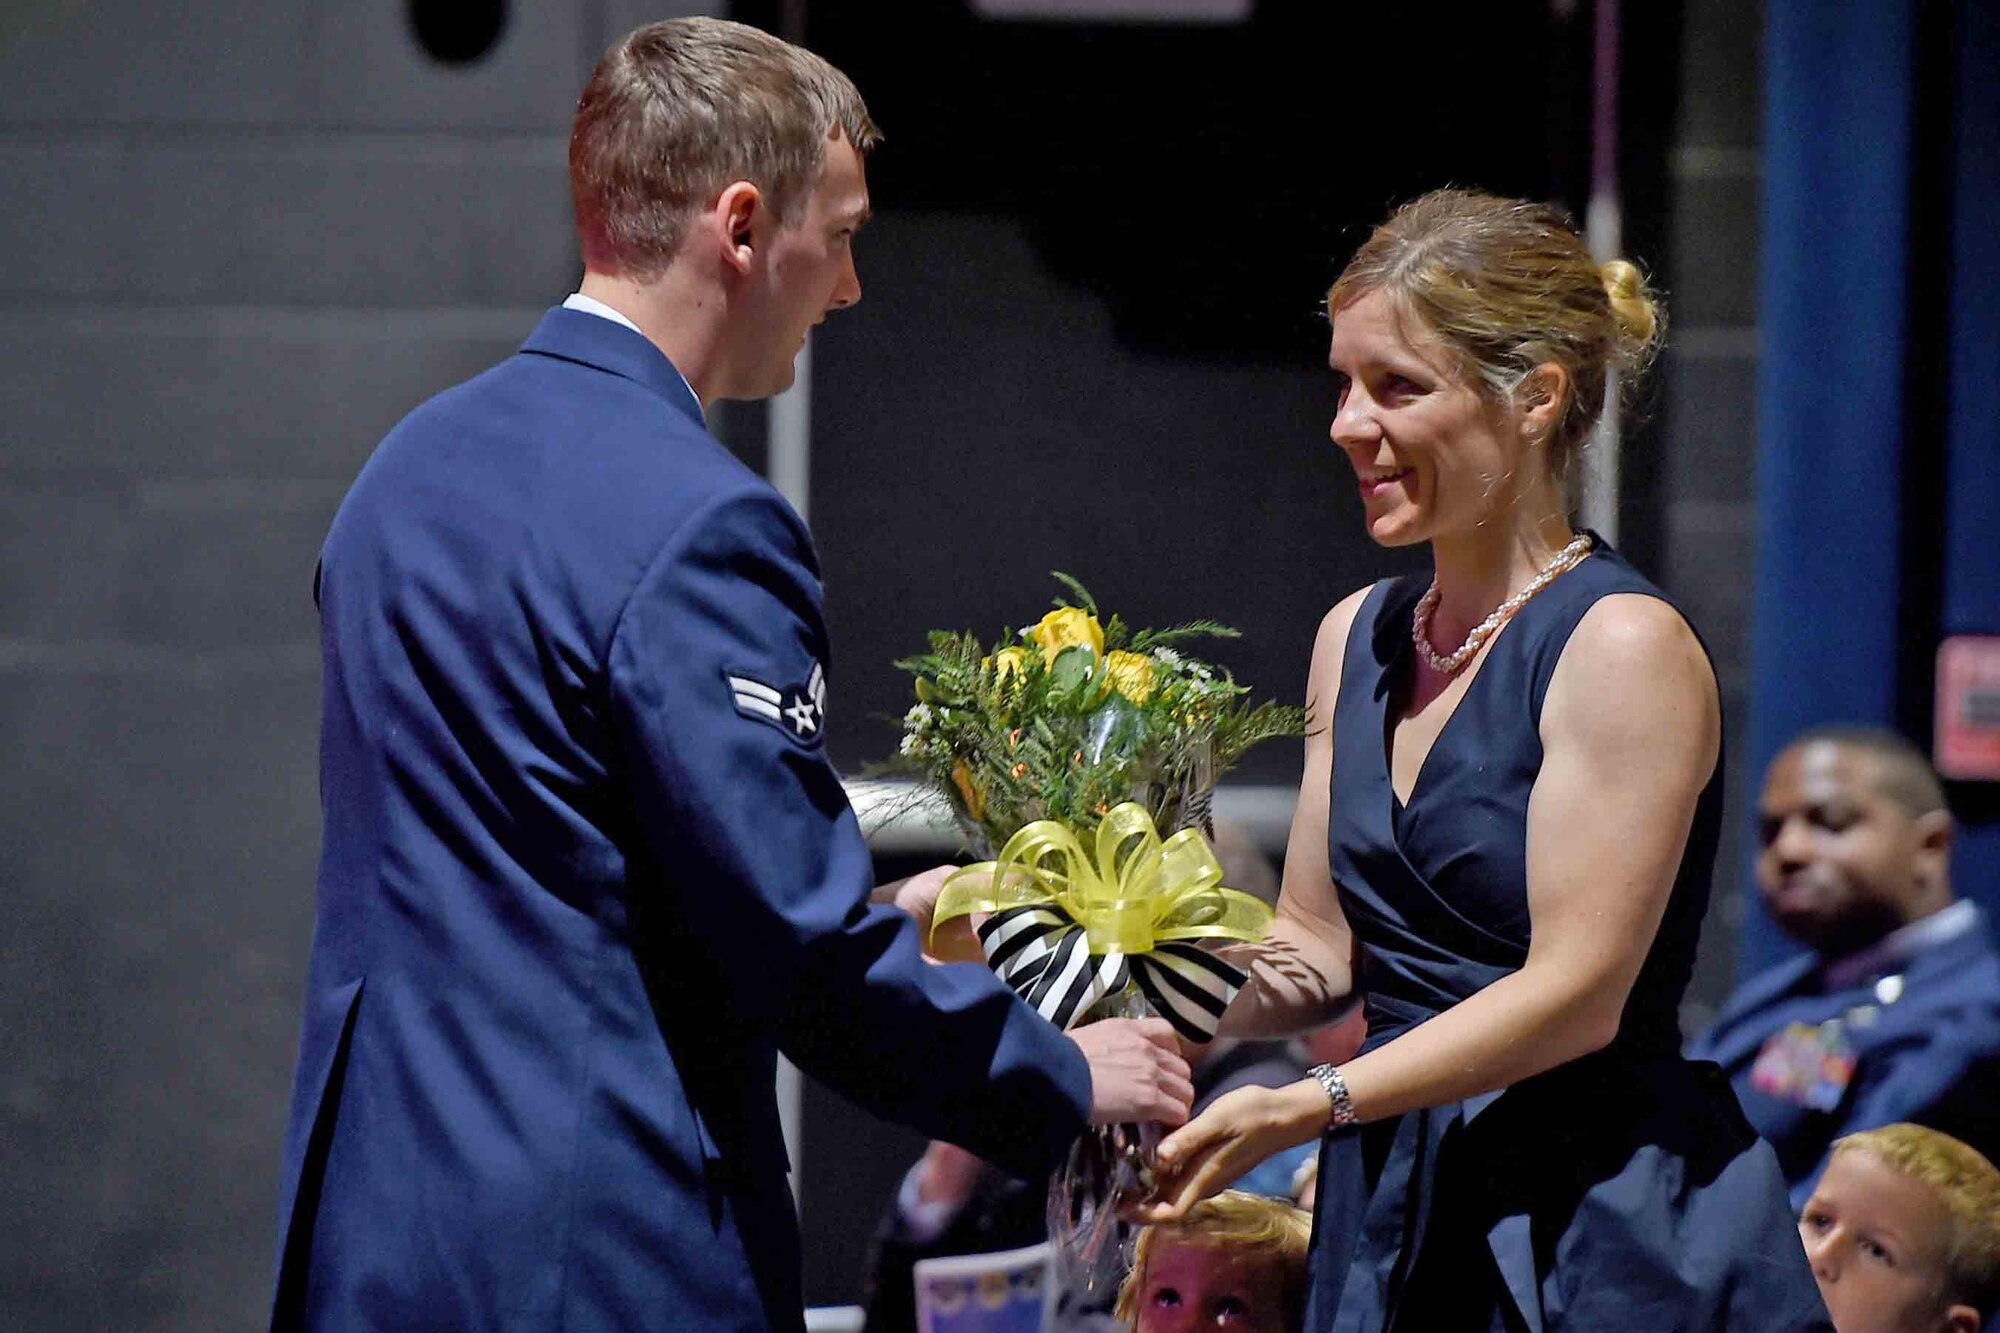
[1308,1062,1358,1128]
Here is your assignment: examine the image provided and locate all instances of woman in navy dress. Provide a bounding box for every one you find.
[1136,190,1830,1331]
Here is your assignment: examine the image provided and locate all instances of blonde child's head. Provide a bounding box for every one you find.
[1115,1189,1312,1333]
[1801,1124,2000,1333]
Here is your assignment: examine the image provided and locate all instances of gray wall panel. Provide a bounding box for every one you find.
[1677,0,1763,149]
[302,8,590,132]
[0,486,332,647]
[601,0,728,48]
[0,310,536,476]
[1665,501,1756,693]
[1681,684,1753,1036]
[0,3,587,131]
[1660,0,1762,1011]
[0,662,317,1333]
[0,133,578,305]
[0,486,129,643]
[1661,345,1758,505]
[1668,167,1763,329]
[0,4,313,128]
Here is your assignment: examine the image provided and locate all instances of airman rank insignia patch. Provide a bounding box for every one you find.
[727,661,827,747]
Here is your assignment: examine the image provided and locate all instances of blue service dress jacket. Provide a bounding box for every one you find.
[1688,905,2000,1207]
[271,307,1093,1332]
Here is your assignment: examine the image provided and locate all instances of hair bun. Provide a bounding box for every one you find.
[1600,258,1664,369]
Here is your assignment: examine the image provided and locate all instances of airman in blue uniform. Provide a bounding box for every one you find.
[269,20,1191,1331]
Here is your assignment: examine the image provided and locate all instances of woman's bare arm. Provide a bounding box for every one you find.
[1209,587,1370,1040]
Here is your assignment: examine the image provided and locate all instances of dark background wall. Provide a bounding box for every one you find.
[1654,0,1763,1031]
[0,0,1815,1324]
[778,1,1609,794]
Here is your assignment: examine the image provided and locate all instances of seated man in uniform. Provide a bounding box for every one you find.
[1688,726,2000,1207]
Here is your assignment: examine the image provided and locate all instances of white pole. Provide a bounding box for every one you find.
[775,1055,804,1215]
[769,334,812,522]
[1580,0,1622,544]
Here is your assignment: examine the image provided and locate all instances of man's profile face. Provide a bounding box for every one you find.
[1799,1150,1977,1333]
[740,130,869,399]
[1756,741,1927,957]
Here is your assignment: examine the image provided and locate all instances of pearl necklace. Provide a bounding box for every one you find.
[1413,532,1595,675]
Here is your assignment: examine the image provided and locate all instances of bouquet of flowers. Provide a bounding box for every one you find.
[893,574,1304,857]
[886,575,1306,1292]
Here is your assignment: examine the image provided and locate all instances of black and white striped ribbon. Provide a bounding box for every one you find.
[975,905,1246,1042]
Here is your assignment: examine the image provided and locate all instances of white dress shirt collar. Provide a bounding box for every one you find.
[562,291,643,334]
[560,293,704,421]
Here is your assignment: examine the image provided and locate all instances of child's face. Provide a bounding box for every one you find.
[1799,1151,1980,1333]
[1133,1240,1290,1333]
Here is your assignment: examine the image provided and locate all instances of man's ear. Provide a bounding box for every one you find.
[1941,1302,1981,1333]
[714,180,762,275]
[1912,806,1954,888]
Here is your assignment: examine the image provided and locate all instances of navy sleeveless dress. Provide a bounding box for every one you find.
[1304,542,1830,1332]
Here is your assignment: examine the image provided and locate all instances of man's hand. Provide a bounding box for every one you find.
[1068,1018,1194,1126]
[887,864,984,964]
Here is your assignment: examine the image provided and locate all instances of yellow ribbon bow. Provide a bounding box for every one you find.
[931,802,1273,957]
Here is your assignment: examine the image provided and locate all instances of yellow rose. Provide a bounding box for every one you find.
[1029,607,1104,668]
[988,645,1030,685]
[1103,650,1156,703]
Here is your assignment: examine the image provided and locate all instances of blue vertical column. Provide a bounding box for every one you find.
[1943,0,2000,920]
[1746,3,1919,973]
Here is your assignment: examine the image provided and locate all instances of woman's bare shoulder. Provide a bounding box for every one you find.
[1561,592,1710,685]
[1546,591,1718,763]
[1308,582,1386,706]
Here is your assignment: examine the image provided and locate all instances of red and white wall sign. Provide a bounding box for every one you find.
[1937,636,2000,780]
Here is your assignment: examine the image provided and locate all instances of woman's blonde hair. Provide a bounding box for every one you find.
[1832,1124,2000,1316]
[1114,1190,1313,1328]
[1326,187,1666,499]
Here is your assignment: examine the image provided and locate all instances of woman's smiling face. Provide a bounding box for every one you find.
[1327,287,1537,548]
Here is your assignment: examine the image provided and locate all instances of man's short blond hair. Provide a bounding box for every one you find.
[1114,1190,1312,1328]
[1833,1124,2000,1318]
[569,17,880,279]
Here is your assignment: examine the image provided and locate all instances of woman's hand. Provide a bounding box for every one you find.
[1129,1079,1328,1222]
